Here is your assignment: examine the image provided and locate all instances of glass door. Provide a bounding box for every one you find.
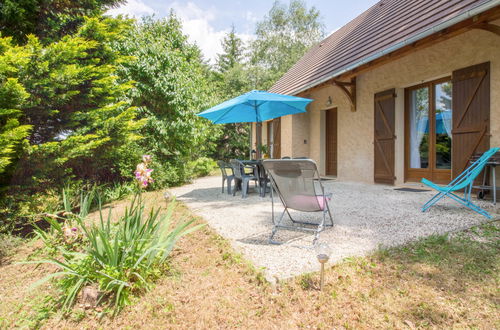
[405,78,452,183]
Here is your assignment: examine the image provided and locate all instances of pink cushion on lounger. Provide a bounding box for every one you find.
[287,195,330,211]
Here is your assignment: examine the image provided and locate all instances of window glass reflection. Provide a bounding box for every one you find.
[435,82,452,169]
[409,87,429,169]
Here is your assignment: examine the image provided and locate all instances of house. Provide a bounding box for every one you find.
[255,0,500,185]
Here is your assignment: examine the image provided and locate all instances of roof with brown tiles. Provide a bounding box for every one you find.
[269,0,498,95]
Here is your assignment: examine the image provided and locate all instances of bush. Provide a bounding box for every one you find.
[188,157,217,178]
[96,182,136,206]
[0,180,138,235]
[0,188,61,234]
[31,191,203,314]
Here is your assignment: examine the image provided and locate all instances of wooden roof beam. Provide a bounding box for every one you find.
[333,77,356,112]
[472,22,500,36]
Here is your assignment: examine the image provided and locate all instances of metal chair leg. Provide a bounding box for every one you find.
[269,208,288,243]
[326,203,334,226]
[493,165,496,205]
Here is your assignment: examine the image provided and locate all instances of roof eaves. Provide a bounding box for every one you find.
[285,0,500,96]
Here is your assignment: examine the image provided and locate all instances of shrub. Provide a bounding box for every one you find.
[32,189,95,255]
[0,188,61,234]
[98,182,136,205]
[0,180,138,235]
[188,157,217,178]
[31,191,203,314]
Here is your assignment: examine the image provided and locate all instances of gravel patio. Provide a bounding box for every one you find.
[168,175,497,280]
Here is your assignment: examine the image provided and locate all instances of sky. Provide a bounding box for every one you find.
[107,0,380,63]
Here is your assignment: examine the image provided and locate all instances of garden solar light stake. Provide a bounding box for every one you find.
[315,242,332,291]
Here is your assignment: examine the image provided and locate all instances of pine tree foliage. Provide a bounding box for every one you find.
[0,0,126,44]
[216,25,244,73]
[0,54,31,175]
[0,17,143,186]
[211,27,251,160]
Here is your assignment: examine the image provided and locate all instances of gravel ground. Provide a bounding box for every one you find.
[169,175,498,280]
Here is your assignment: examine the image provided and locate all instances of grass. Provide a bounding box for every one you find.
[0,234,22,265]
[0,189,498,328]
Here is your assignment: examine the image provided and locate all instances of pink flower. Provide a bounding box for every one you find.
[135,155,154,188]
[63,226,77,239]
[71,227,77,232]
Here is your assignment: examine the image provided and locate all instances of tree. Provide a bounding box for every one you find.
[0,0,125,44]
[251,0,324,88]
[215,25,244,73]
[3,17,143,187]
[0,52,31,179]
[210,1,325,159]
[0,36,32,185]
[211,27,252,160]
[115,15,218,186]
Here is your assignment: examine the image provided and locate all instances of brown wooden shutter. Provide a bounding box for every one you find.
[272,117,281,158]
[451,62,490,178]
[374,89,396,184]
[326,108,338,176]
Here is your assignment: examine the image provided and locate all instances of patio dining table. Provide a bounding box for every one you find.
[470,152,500,204]
[240,159,270,197]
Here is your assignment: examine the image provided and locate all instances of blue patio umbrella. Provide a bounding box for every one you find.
[197,90,312,124]
[419,111,452,135]
[197,90,313,157]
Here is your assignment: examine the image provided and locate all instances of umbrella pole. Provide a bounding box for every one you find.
[256,122,262,159]
[249,122,253,159]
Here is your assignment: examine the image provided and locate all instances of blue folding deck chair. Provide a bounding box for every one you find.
[421,147,499,219]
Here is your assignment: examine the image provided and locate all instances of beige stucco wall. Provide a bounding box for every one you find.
[291,112,310,158]
[285,25,500,183]
[280,115,293,157]
[251,122,269,153]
